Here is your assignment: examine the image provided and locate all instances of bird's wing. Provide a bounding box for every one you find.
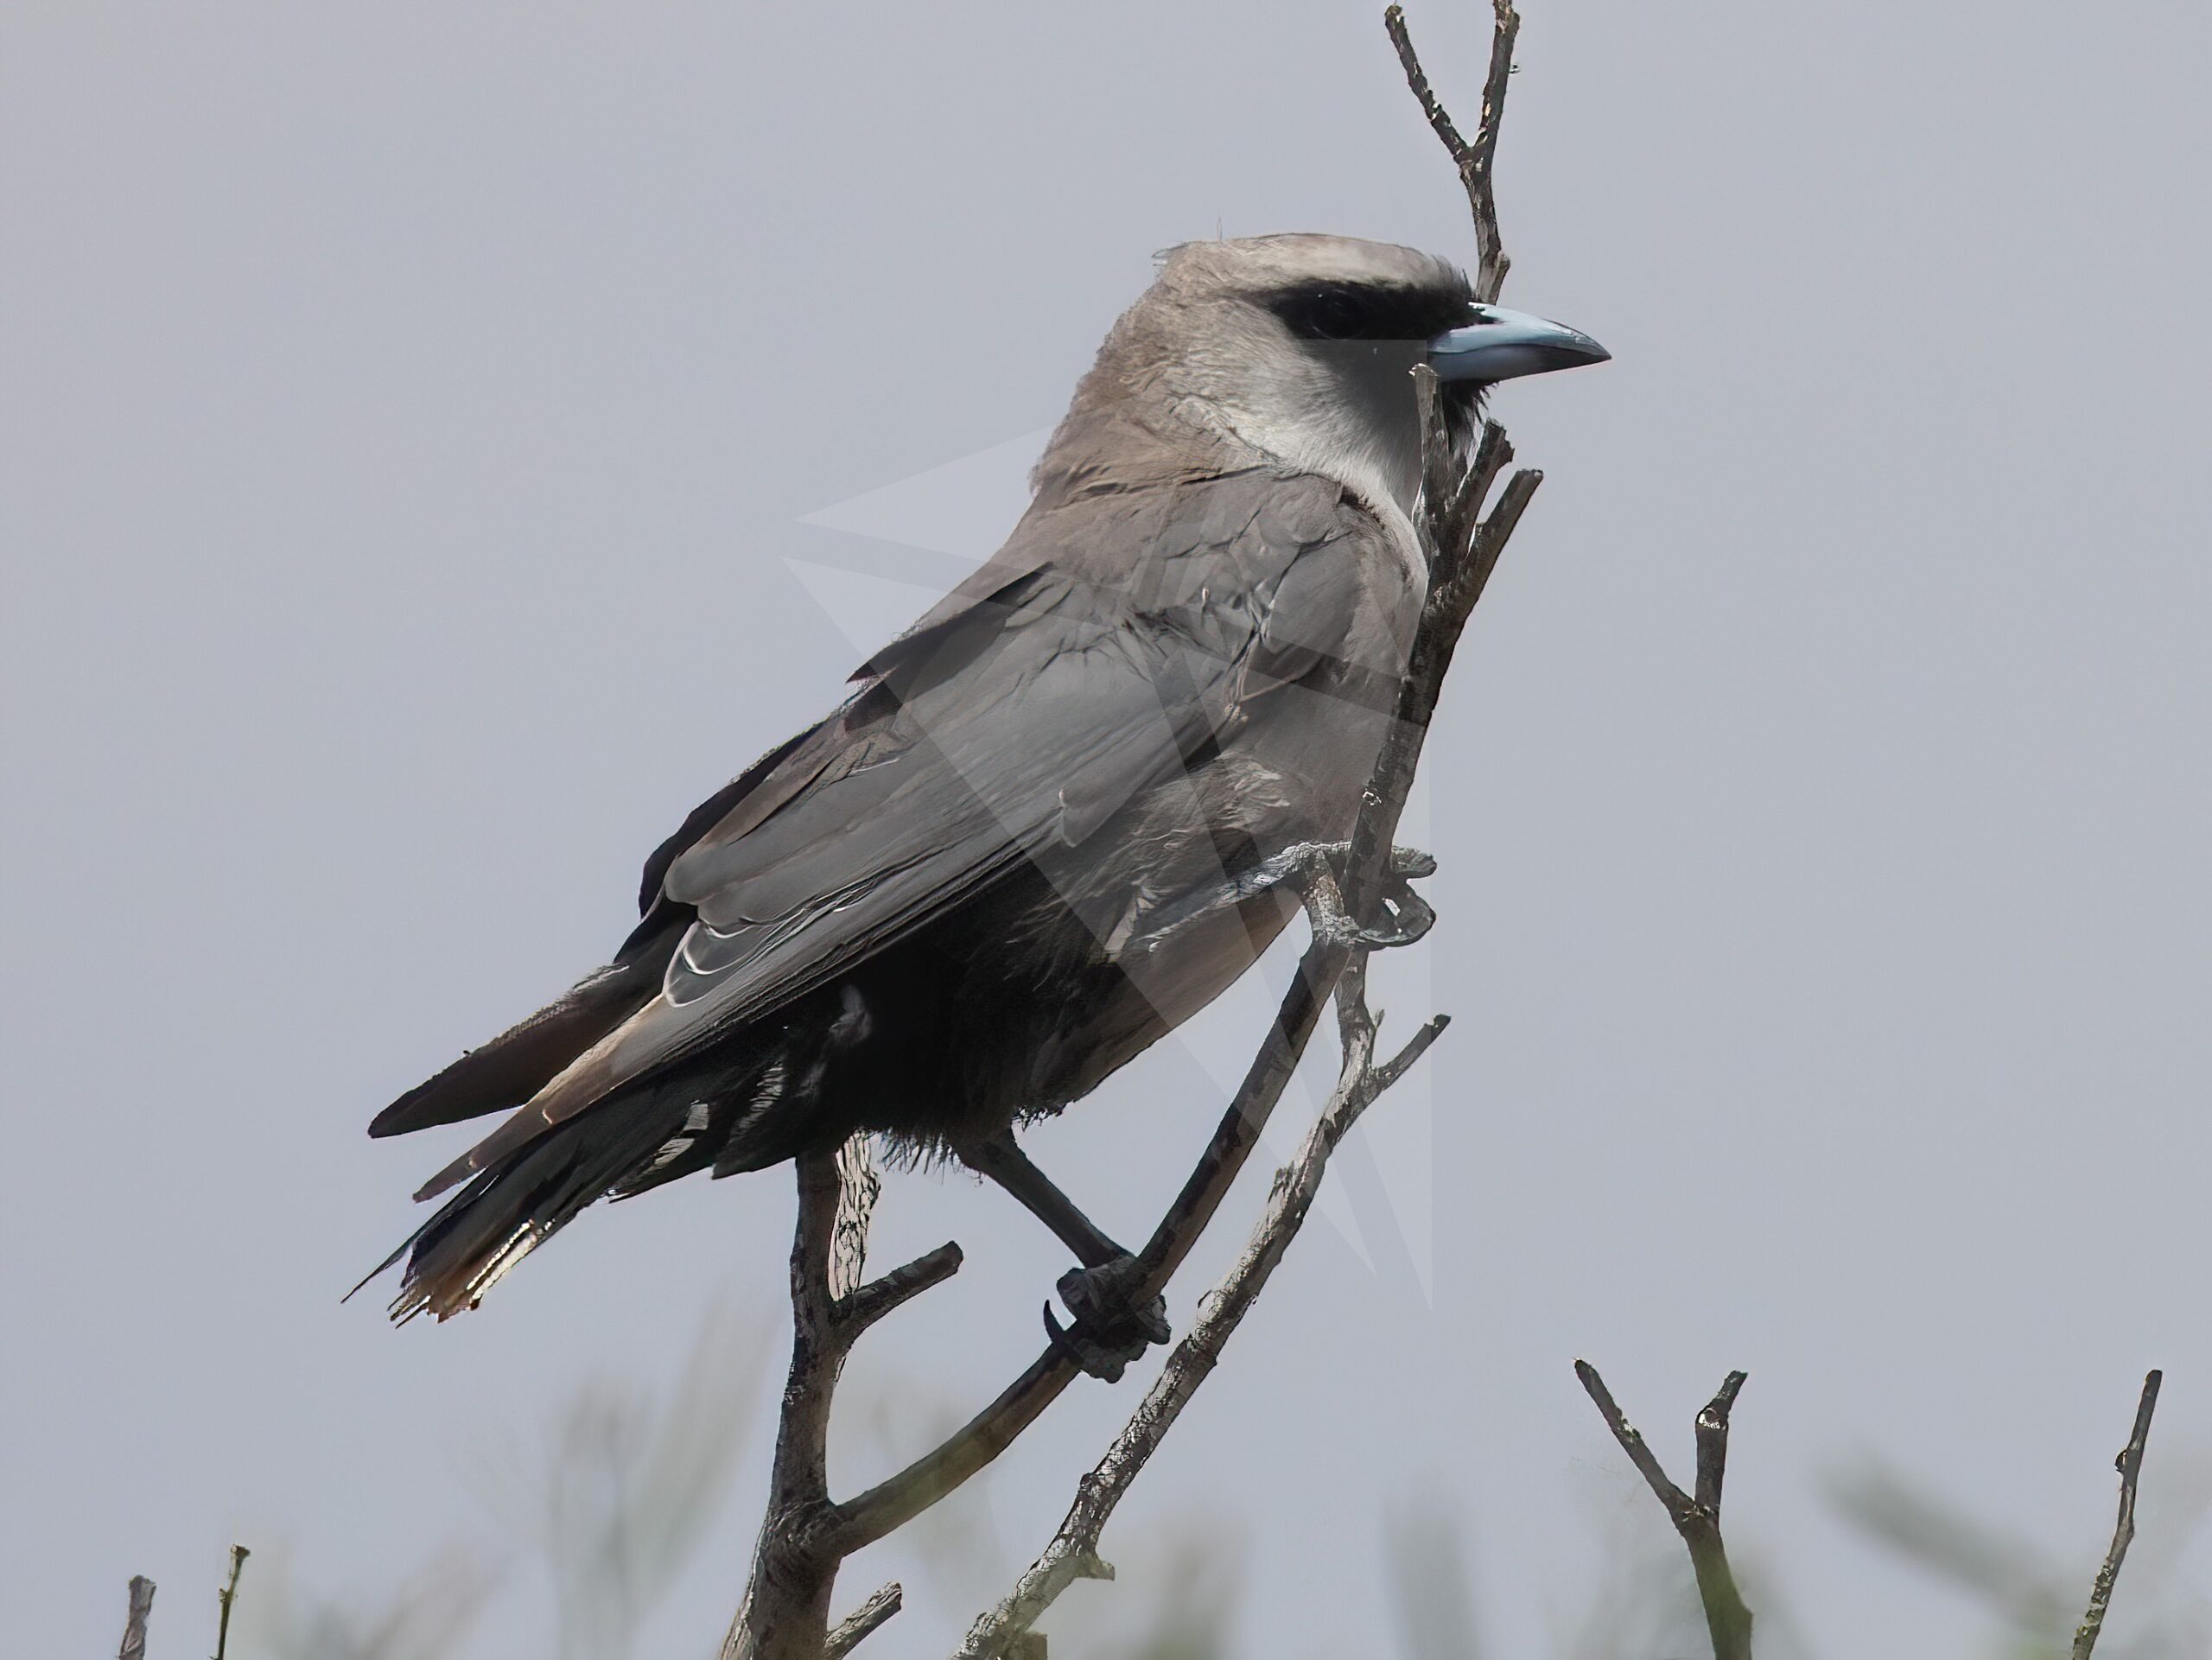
[416,468,1381,1196]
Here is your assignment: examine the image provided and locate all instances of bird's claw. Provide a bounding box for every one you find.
[1122,842,1438,956]
[1303,868,1436,951]
[1288,842,1438,951]
[1042,1253,1171,1383]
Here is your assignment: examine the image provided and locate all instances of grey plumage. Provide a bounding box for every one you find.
[364,234,1605,1322]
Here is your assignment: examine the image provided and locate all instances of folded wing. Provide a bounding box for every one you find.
[410,468,1371,1197]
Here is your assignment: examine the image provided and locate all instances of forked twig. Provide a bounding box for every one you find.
[1386,2,1520,302]
[1575,1363,1754,1660]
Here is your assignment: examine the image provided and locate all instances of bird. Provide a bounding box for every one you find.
[361,233,1605,1372]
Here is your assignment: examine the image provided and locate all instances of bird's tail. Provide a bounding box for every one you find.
[354,1039,827,1321]
[354,1091,695,1322]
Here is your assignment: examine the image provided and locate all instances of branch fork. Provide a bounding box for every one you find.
[1575,1363,1755,1660]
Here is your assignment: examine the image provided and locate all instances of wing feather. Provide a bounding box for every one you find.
[416,469,1378,1197]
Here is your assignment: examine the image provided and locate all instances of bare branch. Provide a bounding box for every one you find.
[1575,1361,1694,1521]
[836,1242,965,1339]
[1695,1375,1748,1518]
[118,1576,154,1660]
[721,1148,862,1660]
[2070,1369,2163,1660]
[824,1581,903,1659]
[1386,2,1521,302]
[213,1544,250,1660]
[1575,1362,1753,1660]
[1447,417,1512,537]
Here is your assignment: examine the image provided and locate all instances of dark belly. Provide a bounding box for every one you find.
[789,853,1296,1157]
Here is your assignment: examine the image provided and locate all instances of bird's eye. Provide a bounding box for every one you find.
[1299,288,1370,340]
[1268,281,1463,343]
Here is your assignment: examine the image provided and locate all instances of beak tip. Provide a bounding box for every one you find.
[1426,306,1611,384]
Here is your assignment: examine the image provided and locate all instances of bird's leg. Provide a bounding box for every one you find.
[1126,842,1438,955]
[963,1132,1171,1383]
[964,1132,1126,1268]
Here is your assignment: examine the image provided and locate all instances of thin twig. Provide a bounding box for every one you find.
[836,1242,965,1339]
[1695,1376,1747,1518]
[2070,1370,2163,1660]
[118,1576,155,1660]
[1386,2,1520,301]
[1575,1363,1754,1660]
[213,1544,250,1660]
[824,1581,904,1659]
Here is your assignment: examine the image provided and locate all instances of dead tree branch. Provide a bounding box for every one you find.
[1386,1,1519,302]
[2070,1369,2163,1660]
[723,1137,961,1660]
[1574,1363,1754,1660]
[118,1575,155,1660]
[824,1582,903,1660]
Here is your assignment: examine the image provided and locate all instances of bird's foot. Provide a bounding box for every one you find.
[1296,840,1437,951]
[1042,1252,1171,1383]
[1124,842,1437,955]
[1259,840,1437,951]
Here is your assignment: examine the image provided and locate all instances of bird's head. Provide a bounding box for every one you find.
[1081,232,1605,523]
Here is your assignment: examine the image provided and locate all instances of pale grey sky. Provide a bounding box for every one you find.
[4,3,2209,1657]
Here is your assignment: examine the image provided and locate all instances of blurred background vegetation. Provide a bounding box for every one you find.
[196,1305,2203,1659]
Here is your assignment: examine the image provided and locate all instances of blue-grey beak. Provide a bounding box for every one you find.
[1425,304,1611,384]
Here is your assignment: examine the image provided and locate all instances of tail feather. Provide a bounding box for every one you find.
[359,1035,815,1321]
[368,915,683,1140]
[370,1093,693,1322]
